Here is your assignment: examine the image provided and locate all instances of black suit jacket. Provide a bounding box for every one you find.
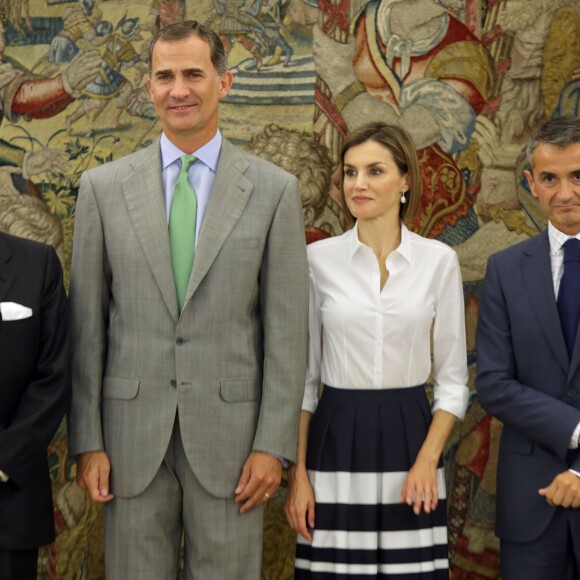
[476,231,580,543]
[0,232,70,550]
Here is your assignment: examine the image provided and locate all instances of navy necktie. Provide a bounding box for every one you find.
[558,238,580,356]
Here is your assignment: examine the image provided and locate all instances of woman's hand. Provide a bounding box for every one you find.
[401,456,439,515]
[285,465,316,542]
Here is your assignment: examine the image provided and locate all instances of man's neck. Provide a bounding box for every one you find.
[549,221,580,238]
[163,128,218,155]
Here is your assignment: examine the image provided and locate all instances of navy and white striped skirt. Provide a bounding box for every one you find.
[295,385,449,578]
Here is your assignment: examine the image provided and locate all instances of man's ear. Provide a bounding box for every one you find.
[218,70,233,99]
[524,169,537,199]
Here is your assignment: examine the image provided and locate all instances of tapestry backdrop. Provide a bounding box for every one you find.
[1,0,579,577]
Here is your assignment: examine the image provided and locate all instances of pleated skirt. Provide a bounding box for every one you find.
[294,385,449,579]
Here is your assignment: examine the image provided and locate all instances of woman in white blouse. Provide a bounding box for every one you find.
[285,122,469,578]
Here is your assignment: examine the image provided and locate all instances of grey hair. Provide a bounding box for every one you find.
[526,115,580,171]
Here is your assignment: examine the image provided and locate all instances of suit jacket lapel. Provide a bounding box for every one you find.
[183,139,253,307]
[522,231,569,373]
[121,141,179,321]
[0,235,14,302]
[570,329,580,383]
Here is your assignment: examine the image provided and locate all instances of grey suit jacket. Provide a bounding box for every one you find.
[69,137,308,499]
[476,231,580,543]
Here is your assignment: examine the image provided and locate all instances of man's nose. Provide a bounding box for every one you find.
[170,77,189,98]
[559,179,577,201]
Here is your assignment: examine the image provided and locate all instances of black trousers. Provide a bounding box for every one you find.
[0,549,38,580]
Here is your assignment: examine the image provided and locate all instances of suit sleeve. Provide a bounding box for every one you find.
[475,254,580,461]
[0,246,70,487]
[68,171,111,456]
[253,175,308,463]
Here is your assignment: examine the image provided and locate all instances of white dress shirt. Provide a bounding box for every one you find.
[548,221,580,450]
[302,223,469,419]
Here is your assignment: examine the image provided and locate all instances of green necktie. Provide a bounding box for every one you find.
[169,154,197,311]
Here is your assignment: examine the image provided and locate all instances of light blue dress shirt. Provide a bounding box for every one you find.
[160,130,222,244]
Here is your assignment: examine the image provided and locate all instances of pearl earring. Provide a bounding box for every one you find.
[400,192,407,204]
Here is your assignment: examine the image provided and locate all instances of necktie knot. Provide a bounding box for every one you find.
[563,238,580,264]
[180,154,197,175]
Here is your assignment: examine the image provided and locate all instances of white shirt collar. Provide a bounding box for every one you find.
[347,221,413,264]
[548,221,580,255]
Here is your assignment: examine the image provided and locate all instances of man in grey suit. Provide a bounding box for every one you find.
[476,115,580,579]
[68,20,308,579]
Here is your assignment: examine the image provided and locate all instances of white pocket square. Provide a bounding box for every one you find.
[0,302,33,321]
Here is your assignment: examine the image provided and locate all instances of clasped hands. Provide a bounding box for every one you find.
[76,449,281,513]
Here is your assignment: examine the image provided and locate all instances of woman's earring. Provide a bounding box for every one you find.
[400,192,407,204]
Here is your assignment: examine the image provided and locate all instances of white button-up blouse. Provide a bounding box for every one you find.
[302,223,469,419]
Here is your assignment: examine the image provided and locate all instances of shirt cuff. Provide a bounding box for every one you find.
[0,469,9,482]
[569,421,580,449]
[270,453,288,468]
[302,384,319,414]
[570,469,580,478]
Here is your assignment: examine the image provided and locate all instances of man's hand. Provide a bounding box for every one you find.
[539,470,580,508]
[234,451,282,514]
[76,451,114,503]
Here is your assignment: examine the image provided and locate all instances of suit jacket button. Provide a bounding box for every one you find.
[567,389,577,397]
[176,337,184,345]
[170,379,177,387]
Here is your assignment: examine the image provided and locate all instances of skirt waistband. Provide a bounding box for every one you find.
[321,384,427,404]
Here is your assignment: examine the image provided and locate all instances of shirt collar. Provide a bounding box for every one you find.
[160,130,222,172]
[548,221,580,255]
[347,221,413,264]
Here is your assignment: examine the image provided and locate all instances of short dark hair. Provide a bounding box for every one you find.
[148,20,228,75]
[526,115,580,171]
[339,122,421,227]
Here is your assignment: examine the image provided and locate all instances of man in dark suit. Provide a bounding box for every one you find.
[476,115,580,579]
[0,232,70,580]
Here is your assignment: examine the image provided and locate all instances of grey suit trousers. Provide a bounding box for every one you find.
[103,413,264,580]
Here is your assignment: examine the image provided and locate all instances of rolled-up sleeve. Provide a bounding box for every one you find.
[302,263,322,413]
[432,251,469,419]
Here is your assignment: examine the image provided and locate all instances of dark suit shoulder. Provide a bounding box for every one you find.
[488,231,547,266]
[0,231,55,262]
